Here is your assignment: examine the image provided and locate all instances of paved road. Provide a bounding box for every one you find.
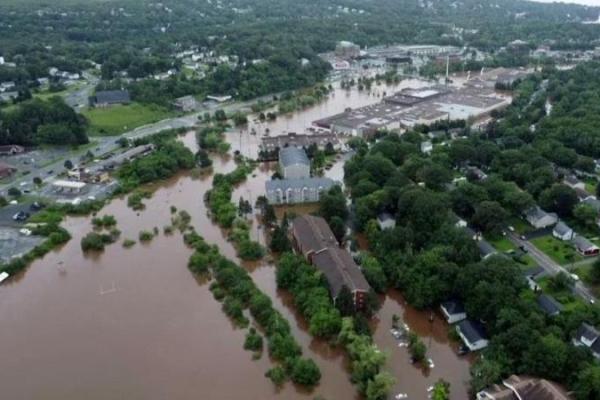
[0,93,273,195]
[508,232,597,304]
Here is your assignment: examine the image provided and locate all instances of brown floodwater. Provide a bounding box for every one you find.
[0,80,473,400]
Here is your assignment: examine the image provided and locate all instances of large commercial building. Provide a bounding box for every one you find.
[314,81,511,137]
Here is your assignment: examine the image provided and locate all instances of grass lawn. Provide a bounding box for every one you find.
[530,235,583,265]
[488,235,516,252]
[83,103,174,136]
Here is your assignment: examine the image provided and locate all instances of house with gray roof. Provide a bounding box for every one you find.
[552,221,574,241]
[537,294,563,317]
[457,319,488,351]
[477,239,497,260]
[573,322,600,359]
[279,147,310,179]
[265,178,337,205]
[524,206,558,229]
[440,300,467,324]
[573,235,600,257]
[582,197,600,212]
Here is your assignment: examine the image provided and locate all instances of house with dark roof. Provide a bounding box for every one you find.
[0,145,24,155]
[552,221,574,241]
[457,319,488,351]
[290,215,371,308]
[91,90,131,107]
[0,161,17,178]
[573,322,600,359]
[477,239,498,260]
[523,266,544,291]
[265,177,337,205]
[572,235,600,256]
[563,175,585,190]
[476,375,572,400]
[536,294,563,317]
[279,147,310,179]
[440,300,467,324]
[524,206,558,229]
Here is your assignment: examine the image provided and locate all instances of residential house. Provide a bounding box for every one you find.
[563,175,585,190]
[574,187,592,201]
[0,91,17,102]
[440,300,467,324]
[573,235,600,256]
[467,166,488,181]
[290,215,371,308]
[376,213,396,230]
[279,147,310,179]
[0,145,24,156]
[523,266,544,291]
[172,95,199,112]
[476,375,572,400]
[0,81,15,92]
[524,206,558,229]
[477,239,498,260]
[0,161,17,178]
[265,178,337,205]
[573,322,600,359]
[456,319,489,351]
[582,197,600,213]
[537,294,563,317]
[92,90,131,107]
[552,221,574,241]
[420,140,433,154]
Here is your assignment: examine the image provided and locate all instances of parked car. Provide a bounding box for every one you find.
[12,211,30,221]
[30,202,44,211]
[570,273,580,282]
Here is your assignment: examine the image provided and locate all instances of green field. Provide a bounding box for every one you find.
[530,235,583,265]
[83,103,174,136]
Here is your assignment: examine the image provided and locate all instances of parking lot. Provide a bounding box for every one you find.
[0,227,44,263]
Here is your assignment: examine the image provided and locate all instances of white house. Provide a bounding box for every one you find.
[552,221,574,241]
[279,147,310,180]
[524,206,558,229]
[376,213,396,230]
[440,300,467,324]
[457,319,488,351]
[573,322,600,359]
[420,141,433,154]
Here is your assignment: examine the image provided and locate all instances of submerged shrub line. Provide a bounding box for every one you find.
[183,229,321,388]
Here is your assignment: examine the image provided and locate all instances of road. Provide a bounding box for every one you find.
[508,232,597,304]
[0,92,274,195]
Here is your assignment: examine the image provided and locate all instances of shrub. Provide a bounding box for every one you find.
[266,366,287,386]
[138,230,154,242]
[244,328,264,352]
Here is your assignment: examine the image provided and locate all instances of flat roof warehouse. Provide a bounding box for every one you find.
[314,72,513,137]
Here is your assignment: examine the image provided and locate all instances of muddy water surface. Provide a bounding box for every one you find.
[0,81,473,400]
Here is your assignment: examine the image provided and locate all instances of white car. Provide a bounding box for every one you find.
[19,228,32,236]
[570,273,580,282]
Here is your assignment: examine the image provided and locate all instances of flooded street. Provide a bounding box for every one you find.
[0,80,472,399]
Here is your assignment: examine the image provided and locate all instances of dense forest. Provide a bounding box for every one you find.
[0,97,88,146]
